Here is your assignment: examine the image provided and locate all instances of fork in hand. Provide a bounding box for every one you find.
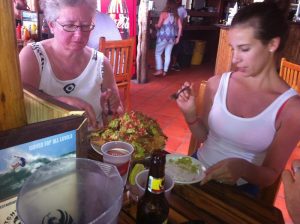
[170,86,191,100]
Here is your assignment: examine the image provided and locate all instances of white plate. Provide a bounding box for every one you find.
[165,154,206,184]
[91,142,102,155]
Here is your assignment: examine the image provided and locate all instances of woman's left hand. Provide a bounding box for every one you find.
[201,158,246,185]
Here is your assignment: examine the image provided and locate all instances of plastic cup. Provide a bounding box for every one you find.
[101,141,134,186]
[135,169,174,200]
[16,158,124,224]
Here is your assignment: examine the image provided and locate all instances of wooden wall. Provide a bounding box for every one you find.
[214,23,300,75]
[280,22,300,65]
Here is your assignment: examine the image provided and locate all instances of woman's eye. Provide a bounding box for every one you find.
[241,47,250,52]
[65,24,76,29]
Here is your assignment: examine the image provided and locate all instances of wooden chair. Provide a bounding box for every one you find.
[99,37,135,111]
[188,80,207,155]
[279,57,300,93]
[23,84,85,124]
[187,80,280,205]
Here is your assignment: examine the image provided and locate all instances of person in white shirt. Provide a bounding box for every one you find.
[87,11,122,50]
[176,0,300,197]
[19,0,123,130]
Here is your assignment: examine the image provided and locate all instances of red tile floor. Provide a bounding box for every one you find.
[126,60,300,224]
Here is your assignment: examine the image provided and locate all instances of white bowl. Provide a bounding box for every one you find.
[135,169,174,199]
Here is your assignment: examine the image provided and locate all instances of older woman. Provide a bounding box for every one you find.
[176,0,300,195]
[19,0,123,129]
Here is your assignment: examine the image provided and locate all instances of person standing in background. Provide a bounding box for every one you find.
[153,0,182,77]
[282,159,300,224]
[87,10,122,50]
[171,0,187,72]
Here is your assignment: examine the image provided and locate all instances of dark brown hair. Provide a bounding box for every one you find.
[231,0,290,52]
[163,0,179,20]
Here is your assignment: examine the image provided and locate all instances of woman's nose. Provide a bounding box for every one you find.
[231,50,241,64]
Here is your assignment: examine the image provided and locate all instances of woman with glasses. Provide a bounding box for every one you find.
[19,0,123,130]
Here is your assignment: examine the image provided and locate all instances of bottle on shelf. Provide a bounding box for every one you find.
[136,150,169,224]
[16,23,22,39]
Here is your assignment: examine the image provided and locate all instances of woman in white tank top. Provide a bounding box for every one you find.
[19,0,123,130]
[176,1,300,194]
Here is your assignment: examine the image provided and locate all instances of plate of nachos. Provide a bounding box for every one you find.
[90,111,168,160]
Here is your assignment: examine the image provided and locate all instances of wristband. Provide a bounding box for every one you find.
[186,117,199,126]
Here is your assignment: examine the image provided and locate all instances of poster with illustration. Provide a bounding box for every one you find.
[0,130,76,224]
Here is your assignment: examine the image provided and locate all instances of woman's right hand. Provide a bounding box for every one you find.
[56,96,99,129]
[176,82,197,120]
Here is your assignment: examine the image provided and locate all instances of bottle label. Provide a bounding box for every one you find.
[148,176,164,194]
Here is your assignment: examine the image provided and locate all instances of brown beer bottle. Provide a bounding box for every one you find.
[136,150,169,224]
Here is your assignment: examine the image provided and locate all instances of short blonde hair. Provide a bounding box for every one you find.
[40,0,96,22]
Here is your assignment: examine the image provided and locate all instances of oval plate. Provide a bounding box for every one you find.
[165,154,206,184]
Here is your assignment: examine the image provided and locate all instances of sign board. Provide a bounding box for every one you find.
[0,130,76,223]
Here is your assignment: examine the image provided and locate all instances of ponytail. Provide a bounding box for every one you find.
[231,0,290,52]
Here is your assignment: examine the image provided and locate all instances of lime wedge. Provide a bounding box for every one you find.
[129,163,145,185]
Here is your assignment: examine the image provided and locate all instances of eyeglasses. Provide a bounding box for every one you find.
[55,20,95,32]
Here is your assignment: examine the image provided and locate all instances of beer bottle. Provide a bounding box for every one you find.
[136,151,169,224]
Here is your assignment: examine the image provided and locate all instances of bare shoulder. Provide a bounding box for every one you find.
[102,55,112,69]
[206,74,222,94]
[281,94,300,129]
[285,94,300,116]
[19,44,35,59]
[19,44,40,87]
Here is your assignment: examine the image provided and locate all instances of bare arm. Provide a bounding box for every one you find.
[101,57,123,115]
[175,17,182,44]
[19,44,41,87]
[155,12,167,29]
[282,160,300,224]
[176,75,220,143]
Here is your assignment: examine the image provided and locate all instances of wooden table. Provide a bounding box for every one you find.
[87,148,284,224]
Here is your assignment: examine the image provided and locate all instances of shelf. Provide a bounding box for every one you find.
[188,10,219,17]
[184,25,219,31]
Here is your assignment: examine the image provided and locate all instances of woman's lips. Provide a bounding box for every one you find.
[237,67,246,72]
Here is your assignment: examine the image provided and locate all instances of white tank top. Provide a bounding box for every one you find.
[31,42,104,124]
[197,72,298,172]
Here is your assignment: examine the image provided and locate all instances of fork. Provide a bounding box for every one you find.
[170,86,191,100]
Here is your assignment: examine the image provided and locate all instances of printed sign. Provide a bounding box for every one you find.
[0,130,77,224]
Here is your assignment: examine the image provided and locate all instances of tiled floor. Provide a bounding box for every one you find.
[127,60,300,224]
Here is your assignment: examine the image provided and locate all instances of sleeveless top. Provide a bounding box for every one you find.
[156,13,177,44]
[197,72,298,184]
[31,42,104,124]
